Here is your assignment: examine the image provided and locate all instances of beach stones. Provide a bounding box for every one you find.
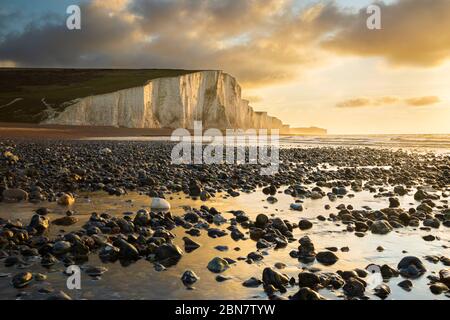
[316,251,339,266]
[133,209,150,226]
[394,185,407,196]
[52,216,78,226]
[370,220,393,235]
[116,239,139,261]
[207,257,229,273]
[189,180,202,197]
[29,214,49,234]
[11,272,33,288]
[183,237,200,253]
[155,244,183,262]
[151,198,170,210]
[374,284,391,299]
[298,272,320,288]
[298,219,313,230]
[242,277,262,288]
[429,283,448,295]
[397,256,426,278]
[2,188,28,202]
[389,197,400,208]
[290,287,323,300]
[57,193,75,206]
[397,279,413,291]
[343,277,366,297]
[181,270,199,286]
[53,241,71,255]
[84,266,108,277]
[99,245,120,262]
[262,185,277,195]
[298,236,316,262]
[439,269,450,286]
[255,214,269,228]
[290,203,303,211]
[262,267,289,289]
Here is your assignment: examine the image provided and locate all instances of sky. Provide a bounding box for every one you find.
[0,0,449,134]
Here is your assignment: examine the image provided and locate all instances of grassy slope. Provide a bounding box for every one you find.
[0,68,199,123]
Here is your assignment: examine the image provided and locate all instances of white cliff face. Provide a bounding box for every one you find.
[44,71,287,130]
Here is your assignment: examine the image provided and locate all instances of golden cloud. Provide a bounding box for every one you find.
[323,0,450,67]
[405,96,440,107]
[337,96,440,108]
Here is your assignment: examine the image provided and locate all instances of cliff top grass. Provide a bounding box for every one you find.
[0,68,199,123]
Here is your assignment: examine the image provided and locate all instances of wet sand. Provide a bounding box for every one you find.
[0,123,175,140]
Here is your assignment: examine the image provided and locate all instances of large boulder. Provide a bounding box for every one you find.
[397,256,426,278]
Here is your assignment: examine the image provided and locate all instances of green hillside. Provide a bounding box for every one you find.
[0,68,199,123]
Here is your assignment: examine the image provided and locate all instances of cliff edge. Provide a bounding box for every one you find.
[43,70,287,130]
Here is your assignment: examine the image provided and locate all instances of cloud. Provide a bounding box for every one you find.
[1,0,450,86]
[336,96,440,108]
[323,0,450,67]
[405,96,440,107]
[0,0,344,86]
[336,98,372,108]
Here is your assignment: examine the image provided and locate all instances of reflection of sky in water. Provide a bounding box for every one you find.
[0,186,448,300]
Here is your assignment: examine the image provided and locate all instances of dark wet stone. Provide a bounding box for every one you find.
[52,241,71,255]
[316,251,339,266]
[290,287,324,300]
[389,197,400,208]
[397,256,426,278]
[429,283,448,295]
[380,264,399,279]
[255,214,269,228]
[207,228,227,238]
[183,237,201,253]
[298,272,320,288]
[343,277,366,297]
[186,228,201,237]
[84,266,108,277]
[397,279,413,291]
[12,272,33,288]
[440,269,450,287]
[181,270,199,286]
[99,245,120,262]
[370,220,393,235]
[207,257,229,273]
[216,275,232,282]
[242,277,262,288]
[247,251,264,262]
[256,238,271,249]
[298,219,313,230]
[116,239,140,261]
[155,243,183,261]
[29,214,49,234]
[52,216,78,226]
[422,234,436,241]
[262,267,289,290]
[374,284,391,299]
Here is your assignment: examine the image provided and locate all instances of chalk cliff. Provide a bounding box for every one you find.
[43,70,287,130]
